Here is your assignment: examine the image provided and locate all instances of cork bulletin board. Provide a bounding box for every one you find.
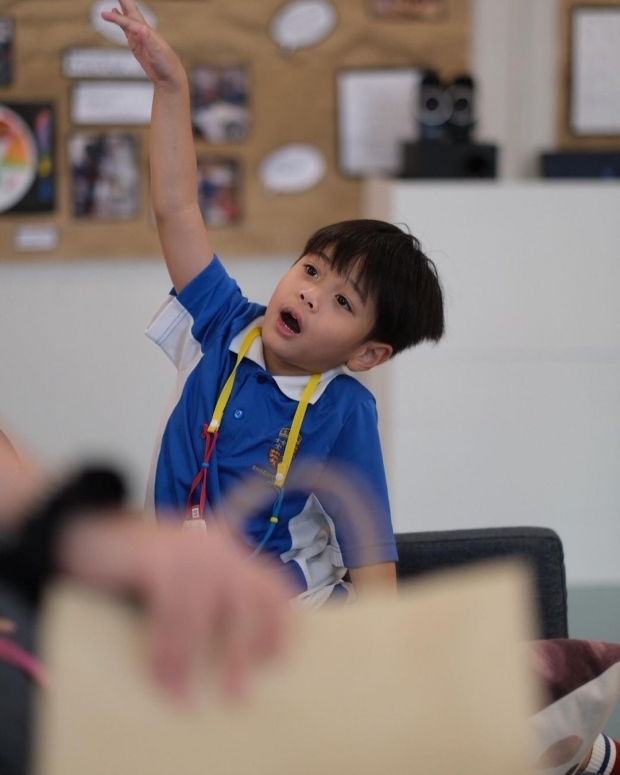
[558,0,620,150]
[0,0,470,260]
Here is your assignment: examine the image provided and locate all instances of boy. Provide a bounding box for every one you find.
[103,1,444,608]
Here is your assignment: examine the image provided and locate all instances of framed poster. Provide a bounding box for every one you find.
[196,156,241,226]
[0,102,55,215]
[69,131,139,220]
[570,6,620,135]
[189,65,250,143]
[337,67,421,176]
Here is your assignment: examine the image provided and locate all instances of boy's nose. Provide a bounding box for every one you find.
[300,292,314,310]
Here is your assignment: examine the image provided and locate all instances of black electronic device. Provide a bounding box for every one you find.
[541,151,620,179]
[446,75,476,143]
[400,140,498,179]
[417,69,453,142]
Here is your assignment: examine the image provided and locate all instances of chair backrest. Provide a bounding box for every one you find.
[395,526,568,640]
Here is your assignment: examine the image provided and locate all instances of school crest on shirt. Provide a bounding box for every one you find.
[268,426,301,469]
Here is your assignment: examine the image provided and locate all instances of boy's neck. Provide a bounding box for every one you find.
[262,344,316,377]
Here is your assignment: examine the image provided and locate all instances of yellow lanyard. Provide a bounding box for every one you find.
[187,326,321,524]
[207,326,262,433]
[274,370,320,489]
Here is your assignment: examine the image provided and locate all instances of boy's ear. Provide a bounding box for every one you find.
[346,342,393,372]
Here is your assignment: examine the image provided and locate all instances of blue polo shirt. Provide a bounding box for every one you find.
[147,257,397,607]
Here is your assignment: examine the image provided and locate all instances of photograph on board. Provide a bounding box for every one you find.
[190,65,250,143]
[69,131,139,220]
[197,155,241,227]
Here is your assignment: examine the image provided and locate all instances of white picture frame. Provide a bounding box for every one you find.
[336,67,421,177]
[570,6,620,136]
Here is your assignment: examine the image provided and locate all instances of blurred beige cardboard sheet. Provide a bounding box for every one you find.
[36,561,538,775]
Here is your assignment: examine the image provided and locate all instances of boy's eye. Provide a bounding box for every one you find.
[336,295,351,311]
[304,264,318,277]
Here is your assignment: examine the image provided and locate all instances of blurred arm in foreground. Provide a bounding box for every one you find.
[0,427,291,702]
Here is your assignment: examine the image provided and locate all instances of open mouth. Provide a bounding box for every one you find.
[280,311,300,334]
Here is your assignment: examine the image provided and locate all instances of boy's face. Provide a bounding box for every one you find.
[261,251,392,376]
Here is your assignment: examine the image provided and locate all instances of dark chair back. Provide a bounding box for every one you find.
[395,526,568,640]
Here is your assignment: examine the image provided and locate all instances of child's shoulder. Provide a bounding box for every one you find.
[320,375,383,445]
[325,373,377,409]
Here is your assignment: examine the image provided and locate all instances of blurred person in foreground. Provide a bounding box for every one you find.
[0,425,291,774]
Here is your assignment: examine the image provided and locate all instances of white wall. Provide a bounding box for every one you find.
[365,180,620,586]
[0,256,293,501]
[473,0,558,178]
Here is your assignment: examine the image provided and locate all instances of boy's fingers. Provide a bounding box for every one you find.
[100,9,130,28]
[118,0,149,25]
[101,10,141,33]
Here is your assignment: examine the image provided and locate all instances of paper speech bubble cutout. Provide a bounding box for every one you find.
[270,0,337,52]
[258,143,327,194]
[91,1,157,46]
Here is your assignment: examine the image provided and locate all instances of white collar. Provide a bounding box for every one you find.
[229,317,344,404]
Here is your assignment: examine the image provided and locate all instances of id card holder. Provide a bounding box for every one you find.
[183,507,207,533]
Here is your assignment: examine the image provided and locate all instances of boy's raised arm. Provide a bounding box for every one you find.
[101,0,214,292]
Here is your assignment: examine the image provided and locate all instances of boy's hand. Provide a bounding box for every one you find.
[101,0,183,85]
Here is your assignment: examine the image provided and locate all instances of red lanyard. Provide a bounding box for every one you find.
[185,327,320,527]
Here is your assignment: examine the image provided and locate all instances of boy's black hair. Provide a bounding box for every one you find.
[301,219,445,356]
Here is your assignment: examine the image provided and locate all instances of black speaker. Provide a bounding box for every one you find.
[541,151,620,179]
[417,70,453,142]
[400,140,498,179]
[417,71,477,144]
[446,75,476,143]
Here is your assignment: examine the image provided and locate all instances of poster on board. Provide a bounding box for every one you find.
[570,7,620,136]
[337,68,421,176]
[196,156,241,226]
[0,102,55,215]
[69,131,139,220]
[190,65,251,143]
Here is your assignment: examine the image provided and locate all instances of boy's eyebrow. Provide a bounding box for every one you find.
[347,276,365,303]
[315,250,367,303]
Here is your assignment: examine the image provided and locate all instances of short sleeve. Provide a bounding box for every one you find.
[145,256,263,370]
